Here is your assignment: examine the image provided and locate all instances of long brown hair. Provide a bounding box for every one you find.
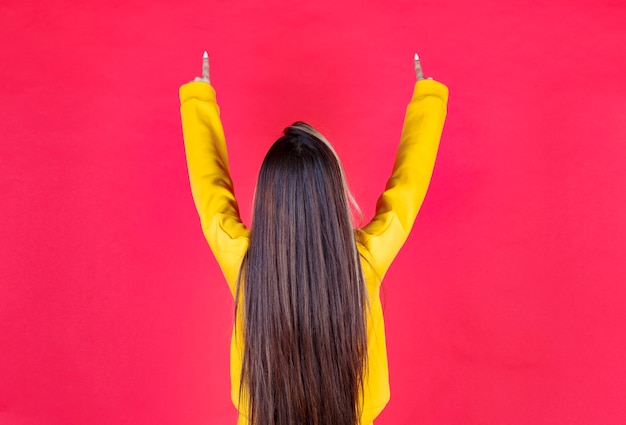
[236,122,368,425]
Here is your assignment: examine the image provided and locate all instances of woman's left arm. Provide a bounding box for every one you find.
[179,53,249,290]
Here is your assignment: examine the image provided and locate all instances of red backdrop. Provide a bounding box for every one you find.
[2,0,625,424]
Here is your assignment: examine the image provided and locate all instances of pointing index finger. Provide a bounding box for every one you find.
[202,51,209,81]
[414,52,425,81]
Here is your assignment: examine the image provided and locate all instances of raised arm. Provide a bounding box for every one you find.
[358,54,448,278]
[179,53,249,291]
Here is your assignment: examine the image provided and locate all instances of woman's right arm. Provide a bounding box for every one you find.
[179,60,249,292]
[358,56,448,279]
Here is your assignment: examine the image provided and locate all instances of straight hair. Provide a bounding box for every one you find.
[236,122,368,425]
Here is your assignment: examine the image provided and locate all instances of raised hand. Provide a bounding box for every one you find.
[193,51,210,84]
[414,53,433,81]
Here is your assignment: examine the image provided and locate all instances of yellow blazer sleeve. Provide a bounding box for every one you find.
[358,79,448,279]
[179,82,249,295]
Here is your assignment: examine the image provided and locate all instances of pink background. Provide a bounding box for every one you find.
[2,0,625,424]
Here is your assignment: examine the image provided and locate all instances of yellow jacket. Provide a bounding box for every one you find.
[180,79,448,424]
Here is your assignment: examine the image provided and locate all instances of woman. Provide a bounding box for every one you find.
[179,52,448,425]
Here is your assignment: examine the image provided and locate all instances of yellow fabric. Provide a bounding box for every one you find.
[180,79,448,424]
